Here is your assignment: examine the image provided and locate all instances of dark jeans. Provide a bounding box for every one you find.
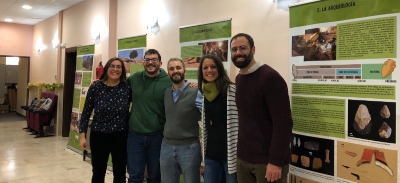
[90,130,127,183]
[204,157,237,183]
[127,131,163,183]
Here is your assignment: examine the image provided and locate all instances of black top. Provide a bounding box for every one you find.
[204,93,227,161]
[79,81,131,133]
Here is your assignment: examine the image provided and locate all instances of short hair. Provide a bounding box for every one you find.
[100,57,127,83]
[230,33,255,48]
[197,54,233,96]
[144,49,162,61]
[167,58,186,71]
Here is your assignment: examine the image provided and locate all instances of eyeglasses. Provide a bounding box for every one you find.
[110,64,122,70]
[230,45,249,53]
[144,58,159,62]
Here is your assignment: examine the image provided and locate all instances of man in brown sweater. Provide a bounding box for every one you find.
[230,33,293,183]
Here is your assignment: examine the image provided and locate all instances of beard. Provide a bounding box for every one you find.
[170,72,185,84]
[232,53,253,68]
[144,64,160,76]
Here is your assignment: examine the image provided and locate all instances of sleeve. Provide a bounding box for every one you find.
[79,84,97,134]
[264,73,293,167]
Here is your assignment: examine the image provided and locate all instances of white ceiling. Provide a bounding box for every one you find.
[0,0,84,25]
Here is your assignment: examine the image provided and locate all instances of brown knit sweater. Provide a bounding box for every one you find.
[235,64,293,167]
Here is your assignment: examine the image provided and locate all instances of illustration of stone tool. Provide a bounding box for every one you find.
[353,104,372,135]
[378,122,392,139]
[374,150,393,176]
[351,172,360,180]
[380,105,391,118]
[381,59,396,78]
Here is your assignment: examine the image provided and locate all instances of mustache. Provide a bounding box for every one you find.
[233,55,246,60]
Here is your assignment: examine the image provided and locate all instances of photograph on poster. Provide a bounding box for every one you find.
[118,48,145,73]
[82,55,94,71]
[291,26,337,61]
[75,72,82,85]
[337,141,396,182]
[200,40,229,62]
[70,112,80,132]
[347,99,396,143]
[290,133,334,176]
[182,57,200,68]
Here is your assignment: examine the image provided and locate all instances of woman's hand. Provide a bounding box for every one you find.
[80,133,87,150]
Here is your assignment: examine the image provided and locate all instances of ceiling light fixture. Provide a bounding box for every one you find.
[5,18,13,22]
[22,5,32,9]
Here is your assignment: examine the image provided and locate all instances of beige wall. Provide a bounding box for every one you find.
[16,57,29,115]
[0,22,33,57]
[61,0,111,82]
[117,0,290,82]
[31,14,59,83]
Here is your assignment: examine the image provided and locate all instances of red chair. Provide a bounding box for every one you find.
[31,92,58,138]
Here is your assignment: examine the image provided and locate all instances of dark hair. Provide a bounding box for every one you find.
[100,57,127,83]
[198,54,233,96]
[144,49,162,61]
[230,33,254,49]
[167,58,186,71]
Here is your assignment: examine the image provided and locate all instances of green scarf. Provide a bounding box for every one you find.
[203,82,219,102]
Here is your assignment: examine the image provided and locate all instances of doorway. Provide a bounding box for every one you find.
[62,47,77,137]
[0,56,29,116]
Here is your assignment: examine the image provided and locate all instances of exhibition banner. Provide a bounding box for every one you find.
[289,0,399,182]
[118,35,147,76]
[67,45,95,152]
[179,19,231,81]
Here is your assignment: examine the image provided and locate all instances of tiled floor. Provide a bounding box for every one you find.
[0,119,114,183]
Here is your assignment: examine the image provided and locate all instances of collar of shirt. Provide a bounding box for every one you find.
[240,61,262,75]
[171,81,189,102]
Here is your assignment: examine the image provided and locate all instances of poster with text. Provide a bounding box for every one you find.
[179,19,231,82]
[67,45,95,152]
[118,35,146,76]
[289,0,399,182]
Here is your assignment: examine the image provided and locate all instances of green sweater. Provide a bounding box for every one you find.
[127,69,172,134]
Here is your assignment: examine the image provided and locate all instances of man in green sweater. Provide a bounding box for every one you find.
[127,49,172,183]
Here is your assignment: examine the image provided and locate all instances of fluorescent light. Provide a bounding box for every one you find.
[4,18,13,22]
[22,5,32,9]
[6,57,19,65]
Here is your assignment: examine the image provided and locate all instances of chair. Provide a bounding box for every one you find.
[21,97,39,131]
[31,92,58,138]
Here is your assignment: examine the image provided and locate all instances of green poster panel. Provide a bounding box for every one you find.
[118,36,146,50]
[290,0,400,28]
[72,89,81,109]
[180,20,231,42]
[77,45,95,55]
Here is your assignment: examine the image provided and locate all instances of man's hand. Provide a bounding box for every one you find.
[265,163,282,182]
[189,82,197,88]
[90,79,99,86]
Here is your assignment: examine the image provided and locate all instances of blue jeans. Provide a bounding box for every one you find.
[127,131,163,183]
[204,157,237,183]
[160,140,202,183]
